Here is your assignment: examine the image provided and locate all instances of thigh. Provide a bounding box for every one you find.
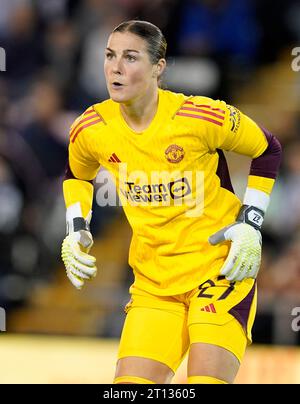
[187,324,242,383]
[188,342,240,384]
[116,292,189,383]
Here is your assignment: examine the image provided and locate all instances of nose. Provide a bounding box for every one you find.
[112,57,123,75]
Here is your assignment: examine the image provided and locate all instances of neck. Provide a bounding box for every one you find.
[120,87,159,132]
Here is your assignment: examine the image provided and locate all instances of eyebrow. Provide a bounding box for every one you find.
[106,47,140,54]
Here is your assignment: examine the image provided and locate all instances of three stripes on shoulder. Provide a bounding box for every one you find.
[176,100,225,127]
[70,107,104,143]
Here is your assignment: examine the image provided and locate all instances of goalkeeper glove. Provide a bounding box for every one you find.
[209,205,264,281]
[61,216,97,289]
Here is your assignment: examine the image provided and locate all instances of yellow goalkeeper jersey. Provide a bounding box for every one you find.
[66,89,268,295]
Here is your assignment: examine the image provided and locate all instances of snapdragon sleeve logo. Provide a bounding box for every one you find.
[0,307,6,331]
[0,47,6,71]
[226,105,241,133]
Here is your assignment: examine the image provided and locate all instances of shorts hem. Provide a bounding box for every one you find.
[117,350,180,373]
[188,320,247,363]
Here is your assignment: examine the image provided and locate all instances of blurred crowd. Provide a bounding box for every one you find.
[0,0,300,344]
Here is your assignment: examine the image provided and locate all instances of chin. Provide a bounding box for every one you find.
[110,93,132,104]
[110,94,124,103]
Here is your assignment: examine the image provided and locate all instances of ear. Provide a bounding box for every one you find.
[153,58,166,78]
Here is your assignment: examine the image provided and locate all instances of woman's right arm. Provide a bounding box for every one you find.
[61,113,101,289]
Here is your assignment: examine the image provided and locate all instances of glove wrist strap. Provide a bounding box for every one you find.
[67,217,90,235]
[236,205,264,230]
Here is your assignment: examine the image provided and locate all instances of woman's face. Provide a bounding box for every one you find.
[104,31,161,104]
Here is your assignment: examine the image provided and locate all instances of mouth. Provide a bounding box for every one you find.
[111,82,124,89]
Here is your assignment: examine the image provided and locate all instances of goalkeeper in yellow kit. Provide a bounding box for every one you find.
[61,20,282,384]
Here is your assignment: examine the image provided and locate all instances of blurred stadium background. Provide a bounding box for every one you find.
[0,0,300,384]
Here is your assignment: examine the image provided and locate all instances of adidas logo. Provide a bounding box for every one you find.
[200,303,216,313]
[108,153,121,163]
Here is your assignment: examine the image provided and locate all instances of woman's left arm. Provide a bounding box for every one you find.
[206,102,282,281]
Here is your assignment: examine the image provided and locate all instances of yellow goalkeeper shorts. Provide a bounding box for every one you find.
[117,273,256,373]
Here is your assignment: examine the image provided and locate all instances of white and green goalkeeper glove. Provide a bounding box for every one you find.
[61,213,97,290]
[209,205,264,281]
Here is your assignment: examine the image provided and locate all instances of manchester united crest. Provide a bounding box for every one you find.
[165,144,185,163]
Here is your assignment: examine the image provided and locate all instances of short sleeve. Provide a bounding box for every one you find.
[201,99,268,159]
[68,112,101,181]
